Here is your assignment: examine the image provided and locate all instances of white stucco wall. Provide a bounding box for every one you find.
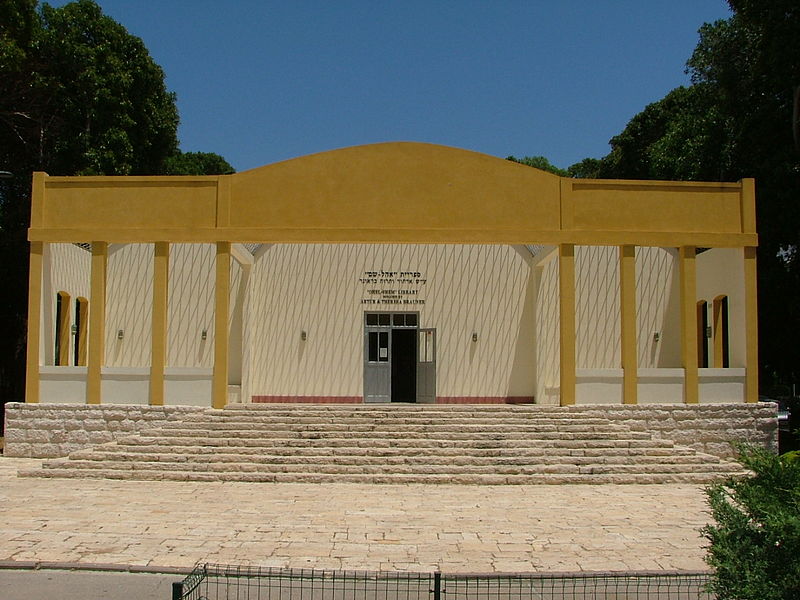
[105,243,154,367]
[103,243,243,370]
[536,246,687,404]
[40,242,746,406]
[696,247,746,368]
[43,243,243,405]
[43,243,91,366]
[246,244,536,400]
[535,249,560,404]
[637,247,681,368]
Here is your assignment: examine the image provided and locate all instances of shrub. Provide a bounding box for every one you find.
[703,445,800,599]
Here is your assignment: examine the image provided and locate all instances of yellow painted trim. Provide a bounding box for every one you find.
[29,143,758,249]
[744,247,759,403]
[30,172,46,228]
[679,246,699,404]
[619,245,637,404]
[216,175,231,227]
[212,242,230,409]
[559,178,573,230]
[149,242,169,406]
[740,178,756,234]
[572,179,742,192]
[86,242,107,405]
[25,241,43,403]
[559,243,576,406]
[28,227,758,248]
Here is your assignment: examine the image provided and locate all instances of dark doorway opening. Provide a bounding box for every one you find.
[697,301,709,368]
[391,328,417,402]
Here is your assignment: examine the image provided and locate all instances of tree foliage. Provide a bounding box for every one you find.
[0,0,232,407]
[565,157,602,179]
[557,1,800,390]
[506,155,567,176]
[163,151,235,176]
[598,85,730,181]
[1,0,180,177]
[703,445,800,599]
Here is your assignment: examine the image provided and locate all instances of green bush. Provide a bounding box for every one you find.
[703,445,800,599]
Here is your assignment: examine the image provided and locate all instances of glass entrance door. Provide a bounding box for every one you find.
[363,312,420,403]
[416,328,436,403]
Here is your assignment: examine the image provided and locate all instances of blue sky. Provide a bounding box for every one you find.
[50,1,732,172]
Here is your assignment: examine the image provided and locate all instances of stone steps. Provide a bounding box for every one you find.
[162,420,627,431]
[112,436,678,450]
[181,413,618,423]
[140,428,656,441]
[24,467,741,485]
[34,457,741,476]
[66,449,720,466]
[18,404,745,484]
[75,443,698,458]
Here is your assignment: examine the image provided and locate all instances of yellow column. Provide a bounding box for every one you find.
[149,242,169,406]
[25,242,44,403]
[212,242,230,409]
[679,246,699,404]
[619,245,638,404]
[86,242,108,405]
[744,246,759,403]
[559,243,576,406]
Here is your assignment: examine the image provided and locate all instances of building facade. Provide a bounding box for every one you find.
[25,142,760,408]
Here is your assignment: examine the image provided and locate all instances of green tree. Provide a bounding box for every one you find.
[599,85,730,182]
[506,155,567,176]
[566,157,602,179]
[38,0,179,175]
[685,1,800,391]
[1,0,180,177]
[163,151,235,176]
[569,1,800,391]
[703,446,800,599]
[0,0,231,409]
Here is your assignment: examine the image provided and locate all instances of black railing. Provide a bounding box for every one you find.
[173,564,713,600]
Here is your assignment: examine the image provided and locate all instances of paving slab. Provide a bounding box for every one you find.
[0,457,712,573]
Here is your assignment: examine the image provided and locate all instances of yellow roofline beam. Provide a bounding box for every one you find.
[28,142,756,249]
[29,228,758,247]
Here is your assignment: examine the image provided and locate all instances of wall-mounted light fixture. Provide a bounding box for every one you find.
[201,329,207,341]
[301,330,307,341]
[653,332,660,343]
[71,324,77,336]
[117,329,124,340]
[472,332,478,343]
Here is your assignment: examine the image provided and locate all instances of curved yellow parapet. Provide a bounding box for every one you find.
[28,141,756,247]
[230,142,561,236]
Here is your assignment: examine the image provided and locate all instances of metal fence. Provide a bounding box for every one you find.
[172,564,713,600]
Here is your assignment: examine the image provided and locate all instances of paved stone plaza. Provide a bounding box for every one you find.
[0,457,711,573]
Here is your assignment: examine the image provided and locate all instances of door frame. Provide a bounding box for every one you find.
[363,311,420,403]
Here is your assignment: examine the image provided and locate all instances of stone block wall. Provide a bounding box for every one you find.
[3,403,205,458]
[564,403,778,459]
[2,401,777,460]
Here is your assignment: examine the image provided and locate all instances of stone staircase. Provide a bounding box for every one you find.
[19,404,745,484]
